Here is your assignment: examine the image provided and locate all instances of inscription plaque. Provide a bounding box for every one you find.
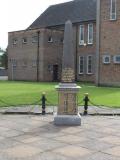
[58,92,77,115]
[62,68,75,83]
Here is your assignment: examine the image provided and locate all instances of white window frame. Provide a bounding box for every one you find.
[103,55,111,64]
[32,36,38,43]
[11,59,17,67]
[110,0,117,20]
[22,61,27,67]
[48,36,53,43]
[88,24,93,44]
[13,39,18,45]
[79,56,84,74]
[32,60,37,67]
[87,55,93,74]
[113,55,120,64]
[22,38,27,44]
[79,25,84,45]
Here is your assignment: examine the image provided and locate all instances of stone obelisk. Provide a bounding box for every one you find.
[54,20,81,126]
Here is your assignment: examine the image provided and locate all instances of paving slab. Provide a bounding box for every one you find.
[0,114,119,160]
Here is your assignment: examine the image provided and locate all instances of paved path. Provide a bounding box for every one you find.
[0,114,120,160]
[0,106,120,115]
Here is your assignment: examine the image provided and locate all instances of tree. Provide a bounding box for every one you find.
[0,48,5,53]
[0,49,8,69]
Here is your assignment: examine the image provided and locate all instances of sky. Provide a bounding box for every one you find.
[0,0,71,50]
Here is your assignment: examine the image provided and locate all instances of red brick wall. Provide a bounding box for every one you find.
[76,22,96,83]
[99,0,120,86]
[8,29,63,82]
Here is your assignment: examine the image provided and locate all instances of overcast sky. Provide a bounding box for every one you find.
[0,0,71,50]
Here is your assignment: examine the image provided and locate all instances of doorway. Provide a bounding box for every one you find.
[53,65,59,81]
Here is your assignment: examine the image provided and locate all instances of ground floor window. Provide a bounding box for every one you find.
[103,55,111,64]
[32,60,37,67]
[9,59,17,67]
[87,55,93,74]
[79,56,84,74]
[22,61,27,67]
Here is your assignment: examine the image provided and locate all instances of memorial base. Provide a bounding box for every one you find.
[54,113,81,126]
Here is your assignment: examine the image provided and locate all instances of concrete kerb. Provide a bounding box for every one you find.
[0,106,120,116]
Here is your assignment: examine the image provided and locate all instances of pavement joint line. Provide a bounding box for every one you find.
[100,150,117,157]
[1,112,120,116]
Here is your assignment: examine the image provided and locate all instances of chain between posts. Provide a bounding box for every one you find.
[0,99,41,108]
[0,94,119,115]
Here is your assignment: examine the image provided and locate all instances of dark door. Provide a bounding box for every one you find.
[53,65,59,81]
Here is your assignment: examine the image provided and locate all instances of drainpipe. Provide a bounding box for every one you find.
[96,0,101,86]
[75,25,78,81]
[11,63,14,80]
[37,31,40,82]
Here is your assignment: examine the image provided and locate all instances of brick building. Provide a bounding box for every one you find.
[8,29,63,81]
[96,0,120,86]
[8,0,120,86]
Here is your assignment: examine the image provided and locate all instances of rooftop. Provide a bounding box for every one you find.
[28,0,97,29]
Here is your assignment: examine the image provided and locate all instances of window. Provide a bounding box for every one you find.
[88,24,93,44]
[13,61,17,67]
[32,36,38,43]
[10,59,17,67]
[48,36,53,43]
[110,0,117,20]
[60,37,64,43]
[13,39,18,45]
[32,60,37,67]
[113,55,120,64]
[79,56,84,74]
[22,61,27,67]
[48,64,52,72]
[103,55,111,64]
[87,55,93,74]
[22,38,27,44]
[79,25,84,45]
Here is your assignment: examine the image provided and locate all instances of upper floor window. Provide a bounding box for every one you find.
[32,36,38,43]
[13,39,18,45]
[22,38,27,44]
[87,55,93,74]
[113,55,120,64]
[48,36,53,43]
[88,24,93,44]
[79,25,84,45]
[79,56,84,74]
[110,0,117,20]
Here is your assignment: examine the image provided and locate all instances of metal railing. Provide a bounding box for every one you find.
[0,93,120,116]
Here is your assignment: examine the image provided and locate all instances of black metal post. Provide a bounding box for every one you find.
[83,93,89,115]
[41,92,47,115]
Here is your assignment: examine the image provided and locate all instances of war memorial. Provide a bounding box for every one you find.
[54,20,81,126]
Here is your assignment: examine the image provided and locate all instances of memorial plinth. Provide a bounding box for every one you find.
[54,20,81,126]
[54,83,81,126]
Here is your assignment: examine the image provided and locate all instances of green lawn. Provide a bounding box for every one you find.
[0,81,120,108]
